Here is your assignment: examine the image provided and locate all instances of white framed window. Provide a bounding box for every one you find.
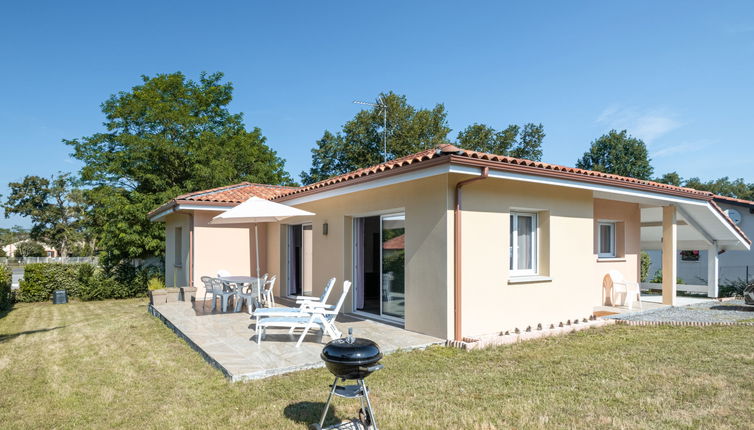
[510,212,537,275]
[597,222,616,258]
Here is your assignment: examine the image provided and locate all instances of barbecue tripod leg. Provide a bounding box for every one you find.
[359,379,378,430]
[316,376,340,428]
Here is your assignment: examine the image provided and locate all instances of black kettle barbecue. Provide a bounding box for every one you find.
[309,328,383,430]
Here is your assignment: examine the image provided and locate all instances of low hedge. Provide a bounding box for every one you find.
[18,262,160,302]
[0,264,11,310]
[18,263,82,302]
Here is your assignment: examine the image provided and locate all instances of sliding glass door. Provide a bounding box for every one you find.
[380,214,405,319]
[353,213,405,321]
[287,223,312,296]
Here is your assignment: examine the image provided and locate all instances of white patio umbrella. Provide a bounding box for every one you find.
[210,196,315,280]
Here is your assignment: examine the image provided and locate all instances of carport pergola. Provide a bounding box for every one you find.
[640,201,750,302]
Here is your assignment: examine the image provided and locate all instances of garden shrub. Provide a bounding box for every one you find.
[649,269,685,285]
[18,262,160,302]
[718,279,752,297]
[18,263,83,302]
[76,262,156,301]
[0,264,12,310]
[640,251,651,282]
[148,277,165,291]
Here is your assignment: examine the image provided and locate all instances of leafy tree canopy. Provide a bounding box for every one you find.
[0,226,28,247]
[655,173,754,200]
[14,241,47,258]
[2,174,85,257]
[301,91,546,184]
[65,72,294,263]
[456,123,544,160]
[654,171,683,187]
[576,129,653,180]
[302,92,451,184]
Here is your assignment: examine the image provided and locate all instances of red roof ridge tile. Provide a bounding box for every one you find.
[713,194,754,207]
[149,182,300,218]
[274,145,715,200]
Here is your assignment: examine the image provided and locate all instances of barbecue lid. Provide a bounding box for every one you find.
[321,328,383,365]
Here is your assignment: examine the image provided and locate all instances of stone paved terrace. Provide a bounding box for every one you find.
[149,300,443,382]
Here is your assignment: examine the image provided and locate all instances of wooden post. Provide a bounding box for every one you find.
[662,205,677,305]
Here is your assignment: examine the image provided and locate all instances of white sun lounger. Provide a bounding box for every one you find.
[253,277,336,318]
[255,280,351,347]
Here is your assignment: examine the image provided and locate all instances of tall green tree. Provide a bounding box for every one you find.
[65,72,294,264]
[456,122,545,160]
[13,241,47,258]
[654,171,683,187]
[576,130,654,180]
[0,226,28,247]
[683,177,754,200]
[655,173,754,200]
[301,92,451,184]
[3,174,85,257]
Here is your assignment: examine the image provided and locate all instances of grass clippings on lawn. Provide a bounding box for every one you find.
[1,299,753,429]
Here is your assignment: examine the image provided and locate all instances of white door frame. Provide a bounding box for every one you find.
[286,223,312,297]
[351,212,405,323]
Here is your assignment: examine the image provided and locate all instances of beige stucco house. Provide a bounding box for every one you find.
[148,144,750,340]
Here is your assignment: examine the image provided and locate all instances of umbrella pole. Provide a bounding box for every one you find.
[255,223,261,280]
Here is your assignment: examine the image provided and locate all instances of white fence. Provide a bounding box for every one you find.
[0,256,99,265]
[640,282,709,294]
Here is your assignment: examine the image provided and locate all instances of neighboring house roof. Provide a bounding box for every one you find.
[148,183,297,219]
[382,234,405,250]
[709,200,750,244]
[273,144,715,201]
[713,194,754,210]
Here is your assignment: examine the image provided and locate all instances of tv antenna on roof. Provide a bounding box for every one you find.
[353,98,388,162]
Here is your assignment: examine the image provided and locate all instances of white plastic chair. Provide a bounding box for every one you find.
[211,277,236,312]
[256,280,352,347]
[235,274,267,314]
[604,270,642,310]
[261,275,277,308]
[200,276,216,310]
[217,269,231,277]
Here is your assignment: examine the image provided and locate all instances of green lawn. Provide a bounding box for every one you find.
[1,299,753,429]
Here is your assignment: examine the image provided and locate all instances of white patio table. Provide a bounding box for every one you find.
[218,276,262,312]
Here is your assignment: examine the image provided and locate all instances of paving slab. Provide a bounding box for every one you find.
[149,300,443,381]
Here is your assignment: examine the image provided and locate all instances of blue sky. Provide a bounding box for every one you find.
[1,1,753,228]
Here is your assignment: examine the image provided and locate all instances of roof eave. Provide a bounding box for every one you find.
[274,155,450,202]
[275,155,714,204]
[148,199,239,221]
[447,156,714,201]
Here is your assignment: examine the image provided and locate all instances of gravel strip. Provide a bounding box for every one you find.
[608,299,754,323]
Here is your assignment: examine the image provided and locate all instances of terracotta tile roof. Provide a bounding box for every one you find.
[175,182,296,203]
[149,146,748,245]
[713,194,754,208]
[382,234,405,250]
[148,182,298,218]
[275,144,715,201]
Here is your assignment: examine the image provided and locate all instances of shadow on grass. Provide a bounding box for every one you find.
[284,401,341,427]
[0,302,13,320]
[0,326,65,343]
